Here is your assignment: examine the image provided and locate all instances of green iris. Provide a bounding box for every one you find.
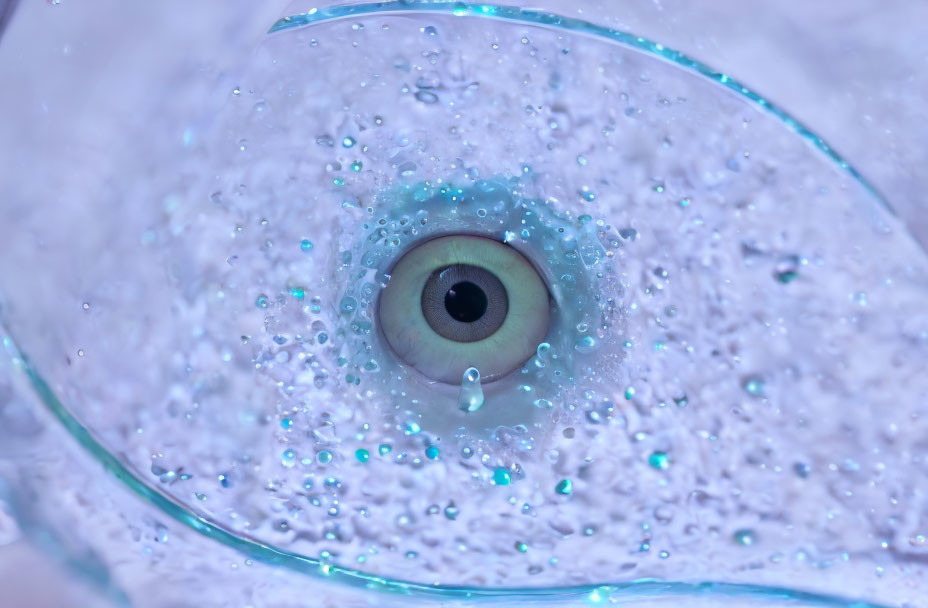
[379,235,550,384]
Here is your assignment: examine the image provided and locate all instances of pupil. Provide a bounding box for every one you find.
[444,281,488,323]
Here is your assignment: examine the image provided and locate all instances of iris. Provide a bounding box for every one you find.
[379,235,550,383]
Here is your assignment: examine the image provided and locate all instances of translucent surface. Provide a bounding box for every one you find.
[1,2,926,607]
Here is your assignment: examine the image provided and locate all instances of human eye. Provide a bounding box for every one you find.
[1,3,926,608]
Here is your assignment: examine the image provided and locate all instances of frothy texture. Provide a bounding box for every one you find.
[1,5,926,606]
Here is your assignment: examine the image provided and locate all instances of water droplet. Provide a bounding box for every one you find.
[282,449,296,467]
[774,255,801,284]
[534,342,551,368]
[733,528,756,546]
[339,296,357,314]
[317,451,333,464]
[300,239,314,252]
[342,136,356,148]
[619,227,638,240]
[154,523,169,544]
[458,367,485,413]
[555,479,573,495]
[578,185,596,202]
[743,376,766,397]
[398,161,418,177]
[414,90,439,104]
[574,335,597,354]
[255,294,269,309]
[378,443,392,456]
[533,398,553,409]
[793,462,812,478]
[492,467,511,486]
[649,451,670,471]
[425,445,440,460]
[355,448,370,463]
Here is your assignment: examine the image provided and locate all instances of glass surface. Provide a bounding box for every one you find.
[1,2,926,607]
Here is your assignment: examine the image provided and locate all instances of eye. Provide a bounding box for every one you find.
[3,3,926,607]
[379,235,550,383]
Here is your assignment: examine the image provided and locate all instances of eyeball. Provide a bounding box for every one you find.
[379,235,550,384]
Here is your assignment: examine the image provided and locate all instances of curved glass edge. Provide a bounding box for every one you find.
[269,1,901,225]
[0,322,894,605]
